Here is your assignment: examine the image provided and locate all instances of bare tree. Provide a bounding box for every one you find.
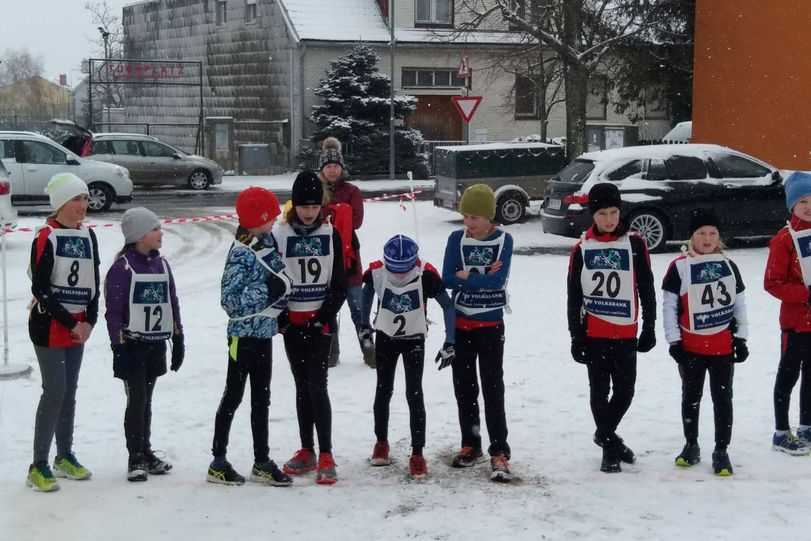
[0,48,44,86]
[84,1,125,125]
[457,0,663,159]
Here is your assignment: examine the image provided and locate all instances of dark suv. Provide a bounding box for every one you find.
[540,144,787,251]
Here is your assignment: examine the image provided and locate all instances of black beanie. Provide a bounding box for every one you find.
[292,170,324,206]
[588,183,622,215]
[689,207,719,236]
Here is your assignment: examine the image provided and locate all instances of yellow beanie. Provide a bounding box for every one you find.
[459,184,496,219]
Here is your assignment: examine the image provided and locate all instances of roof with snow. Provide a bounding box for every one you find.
[280,0,519,44]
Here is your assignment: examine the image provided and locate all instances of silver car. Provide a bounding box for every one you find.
[85,133,223,190]
[0,131,133,212]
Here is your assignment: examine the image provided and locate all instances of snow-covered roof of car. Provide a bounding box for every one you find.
[578,144,742,163]
[93,133,159,139]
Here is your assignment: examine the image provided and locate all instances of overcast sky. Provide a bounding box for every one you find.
[3,0,133,86]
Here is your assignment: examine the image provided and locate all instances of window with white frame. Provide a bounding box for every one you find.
[415,0,452,25]
[514,73,538,119]
[402,68,466,88]
[245,0,257,23]
[643,87,668,119]
[216,0,227,26]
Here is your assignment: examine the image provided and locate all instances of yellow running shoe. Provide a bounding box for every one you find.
[27,463,60,492]
[53,454,92,480]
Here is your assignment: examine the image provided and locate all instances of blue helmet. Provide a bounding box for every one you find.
[383,235,419,274]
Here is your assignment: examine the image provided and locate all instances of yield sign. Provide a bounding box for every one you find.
[451,96,482,124]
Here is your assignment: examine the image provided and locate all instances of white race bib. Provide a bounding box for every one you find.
[580,234,636,325]
[371,265,427,338]
[454,231,509,315]
[680,253,736,334]
[274,223,334,312]
[789,224,811,290]
[48,227,96,312]
[125,256,173,341]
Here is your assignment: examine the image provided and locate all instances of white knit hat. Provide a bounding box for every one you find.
[45,173,89,210]
[121,207,160,244]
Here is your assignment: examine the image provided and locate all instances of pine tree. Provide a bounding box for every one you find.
[305,43,429,178]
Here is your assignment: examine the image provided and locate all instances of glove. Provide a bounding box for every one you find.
[637,322,657,353]
[112,344,130,380]
[267,274,289,302]
[435,343,455,370]
[303,319,327,336]
[170,334,185,372]
[357,326,374,352]
[732,337,749,363]
[570,336,587,364]
[668,341,689,365]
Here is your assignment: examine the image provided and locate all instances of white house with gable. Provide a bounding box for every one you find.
[121,0,671,172]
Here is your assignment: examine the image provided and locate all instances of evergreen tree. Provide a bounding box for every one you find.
[304,43,429,178]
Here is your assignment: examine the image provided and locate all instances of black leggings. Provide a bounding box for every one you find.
[774,331,811,431]
[373,333,426,454]
[284,329,332,453]
[452,324,510,458]
[679,353,734,450]
[212,336,272,463]
[124,341,166,459]
[585,338,637,443]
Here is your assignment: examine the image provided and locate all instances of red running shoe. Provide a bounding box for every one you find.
[315,452,337,485]
[409,454,428,480]
[370,441,391,466]
[283,448,316,475]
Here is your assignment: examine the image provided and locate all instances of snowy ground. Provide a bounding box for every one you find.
[1,200,810,541]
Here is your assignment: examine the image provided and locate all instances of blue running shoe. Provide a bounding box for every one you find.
[712,450,733,476]
[772,431,811,456]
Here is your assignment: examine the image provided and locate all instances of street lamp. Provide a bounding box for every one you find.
[97,26,112,130]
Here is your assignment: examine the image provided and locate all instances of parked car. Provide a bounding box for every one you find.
[0,159,18,229]
[51,121,223,190]
[433,142,567,224]
[0,131,133,212]
[540,144,786,251]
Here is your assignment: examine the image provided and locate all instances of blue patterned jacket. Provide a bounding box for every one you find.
[221,233,287,338]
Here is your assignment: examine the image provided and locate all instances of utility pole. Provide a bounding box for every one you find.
[389,0,395,180]
[98,26,111,130]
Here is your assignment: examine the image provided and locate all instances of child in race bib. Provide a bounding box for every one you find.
[358,235,455,480]
[765,171,811,455]
[566,182,657,474]
[105,207,185,481]
[662,208,748,476]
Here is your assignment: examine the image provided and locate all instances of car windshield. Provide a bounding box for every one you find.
[552,159,595,184]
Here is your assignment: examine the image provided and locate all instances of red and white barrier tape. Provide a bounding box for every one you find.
[1,190,422,234]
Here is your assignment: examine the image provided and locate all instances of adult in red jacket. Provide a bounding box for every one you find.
[319,136,375,368]
[764,170,811,455]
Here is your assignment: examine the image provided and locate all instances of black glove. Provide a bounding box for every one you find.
[637,322,657,353]
[170,334,185,372]
[357,326,374,352]
[435,343,455,370]
[267,274,289,302]
[276,309,290,335]
[732,337,749,363]
[112,344,130,380]
[669,341,688,365]
[303,319,327,337]
[571,336,588,364]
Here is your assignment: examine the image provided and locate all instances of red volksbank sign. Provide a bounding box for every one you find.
[88,58,201,85]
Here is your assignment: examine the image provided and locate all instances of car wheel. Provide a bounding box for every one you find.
[188,169,211,190]
[628,210,669,252]
[87,182,113,212]
[496,191,528,225]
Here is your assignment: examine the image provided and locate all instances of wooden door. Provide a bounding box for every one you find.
[406,95,463,141]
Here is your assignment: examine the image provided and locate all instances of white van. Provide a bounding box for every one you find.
[662,121,692,144]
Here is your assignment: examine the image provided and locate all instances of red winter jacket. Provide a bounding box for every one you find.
[764,215,811,332]
[325,178,364,285]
